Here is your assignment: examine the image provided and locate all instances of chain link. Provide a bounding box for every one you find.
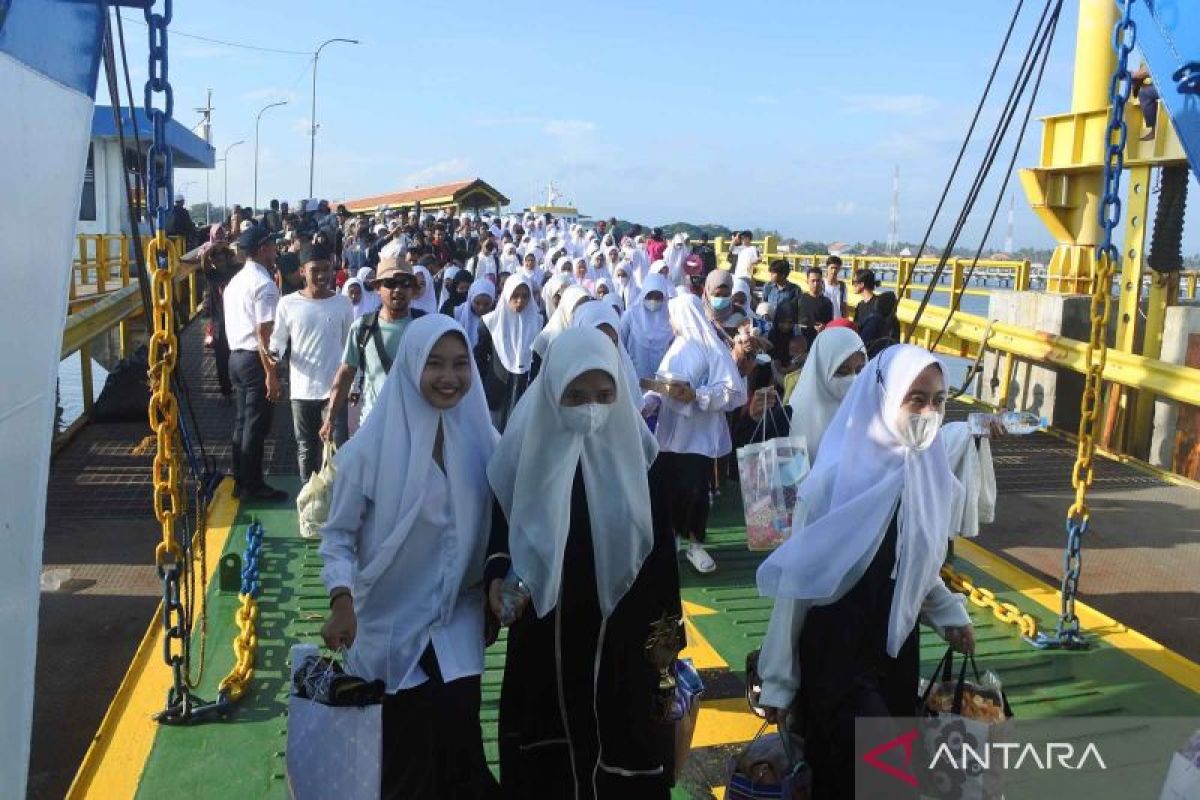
[217,521,264,703]
[941,564,1039,640]
[1047,0,1136,649]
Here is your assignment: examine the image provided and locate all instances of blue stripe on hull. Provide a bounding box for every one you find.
[0,0,104,97]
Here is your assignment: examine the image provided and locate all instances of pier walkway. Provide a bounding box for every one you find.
[33,318,1200,799]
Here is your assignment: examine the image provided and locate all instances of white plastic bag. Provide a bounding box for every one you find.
[297,442,336,539]
[286,693,381,800]
[736,435,809,551]
[1159,728,1200,800]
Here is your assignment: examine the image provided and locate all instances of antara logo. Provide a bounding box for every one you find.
[930,741,1107,771]
[862,729,919,788]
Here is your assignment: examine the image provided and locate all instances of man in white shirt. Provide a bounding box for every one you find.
[734,231,761,280]
[268,235,354,479]
[824,255,848,318]
[223,225,287,501]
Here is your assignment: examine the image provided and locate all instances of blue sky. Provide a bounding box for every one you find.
[111,0,1197,253]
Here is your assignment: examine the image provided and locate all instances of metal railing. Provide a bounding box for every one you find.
[58,234,201,447]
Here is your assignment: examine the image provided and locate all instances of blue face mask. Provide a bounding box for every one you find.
[710,295,732,311]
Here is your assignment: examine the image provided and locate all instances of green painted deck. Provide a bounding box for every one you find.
[129,479,1200,799]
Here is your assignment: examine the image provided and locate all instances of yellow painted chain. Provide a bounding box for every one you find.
[218,594,259,702]
[941,563,1039,640]
[1069,250,1115,522]
[146,231,182,569]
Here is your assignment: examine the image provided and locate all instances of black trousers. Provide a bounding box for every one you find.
[229,350,273,490]
[380,648,498,800]
[658,451,711,543]
[291,399,348,480]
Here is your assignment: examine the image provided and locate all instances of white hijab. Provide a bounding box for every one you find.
[487,328,659,618]
[411,265,438,314]
[342,277,380,319]
[330,315,498,604]
[455,278,497,349]
[481,274,540,374]
[540,273,573,317]
[787,327,866,460]
[664,233,690,282]
[620,273,675,379]
[570,300,642,410]
[499,243,521,275]
[437,265,462,310]
[757,345,961,657]
[532,284,591,358]
[661,293,741,390]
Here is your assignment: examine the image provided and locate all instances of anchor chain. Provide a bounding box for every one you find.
[1041,0,1136,650]
[217,520,264,704]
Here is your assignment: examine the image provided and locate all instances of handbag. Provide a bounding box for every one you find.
[736,420,809,550]
[724,721,812,800]
[917,648,1013,800]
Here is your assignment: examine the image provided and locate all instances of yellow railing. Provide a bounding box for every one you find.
[58,234,200,447]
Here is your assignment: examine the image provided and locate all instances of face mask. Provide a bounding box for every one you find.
[709,296,732,311]
[643,299,663,313]
[829,374,855,399]
[560,402,612,436]
[895,408,943,450]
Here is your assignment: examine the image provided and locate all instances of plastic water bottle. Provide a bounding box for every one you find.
[498,567,531,626]
[967,411,1046,436]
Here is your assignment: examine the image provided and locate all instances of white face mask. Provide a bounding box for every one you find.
[643,298,663,313]
[895,408,943,450]
[828,374,855,399]
[560,402,612,436]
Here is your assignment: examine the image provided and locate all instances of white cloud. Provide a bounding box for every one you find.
[543,119,596,137]
[834,200,857,216]
[402,157,471,186]
[844,94,937,116]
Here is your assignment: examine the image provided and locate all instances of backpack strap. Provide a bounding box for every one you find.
[355,311,394,375]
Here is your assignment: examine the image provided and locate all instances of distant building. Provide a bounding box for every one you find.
[78,106,215,236]
[827,241,850,256]
[527,181,584,225]
[341,177,509,216]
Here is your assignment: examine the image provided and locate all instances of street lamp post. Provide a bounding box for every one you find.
[308,37,358,199]
[223,140,245,221]
[254,100,288,213]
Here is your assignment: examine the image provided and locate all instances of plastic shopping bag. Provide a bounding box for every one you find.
[1159,728,1200,799]
[736,435,809,551]
[296,442,336,539]
[724,721,812,800]
[918,648,1014,800]
[286,653,383,800]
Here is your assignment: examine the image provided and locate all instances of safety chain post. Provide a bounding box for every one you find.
[217,520,264,704]
[1036,0,1136,650]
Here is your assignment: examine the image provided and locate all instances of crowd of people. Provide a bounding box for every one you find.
[193,203,989,799]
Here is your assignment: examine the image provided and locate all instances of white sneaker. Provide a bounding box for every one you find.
[685,542,717,574]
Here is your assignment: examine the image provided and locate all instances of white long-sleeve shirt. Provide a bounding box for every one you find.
[653,340,747,458]
[268,293,353,400]
[320,460,486,692]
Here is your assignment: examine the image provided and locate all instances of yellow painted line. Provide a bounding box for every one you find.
[66,479,240,800]
[680,600,727,670]
[955,538,1200,694]
[691,697,768,749]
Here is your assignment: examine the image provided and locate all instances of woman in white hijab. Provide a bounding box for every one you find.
[787,327,867,462]
[539,272,574,319]
[619,273,674,380]
[476,275,542,431]
[410,264,439,314]
[518,251,545,293]
[454,278,496,350]
[485,327,679,799]
[613,259,637,308]
[663,233,690,284]
[570,299,643,412]
[320,315,500,799]
[342,276,380,319]
[499,242,521,275]
[531,283,592,363]
[653,293,747,575]
[755,344,974,799]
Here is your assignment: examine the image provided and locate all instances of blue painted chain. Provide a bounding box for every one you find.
[143,0,174,235]
[241,521,264,599]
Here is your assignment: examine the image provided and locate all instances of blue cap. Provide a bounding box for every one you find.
[237,224,272,252]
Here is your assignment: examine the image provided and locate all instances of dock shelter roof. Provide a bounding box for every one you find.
[341,178,509,213]
[91,106,215,169]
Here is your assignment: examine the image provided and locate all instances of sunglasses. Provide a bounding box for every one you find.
[379,276,415,290]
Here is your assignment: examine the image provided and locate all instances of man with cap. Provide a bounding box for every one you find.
[320,255,426,441]
[223,225,288,501]
[166,194,199,248]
